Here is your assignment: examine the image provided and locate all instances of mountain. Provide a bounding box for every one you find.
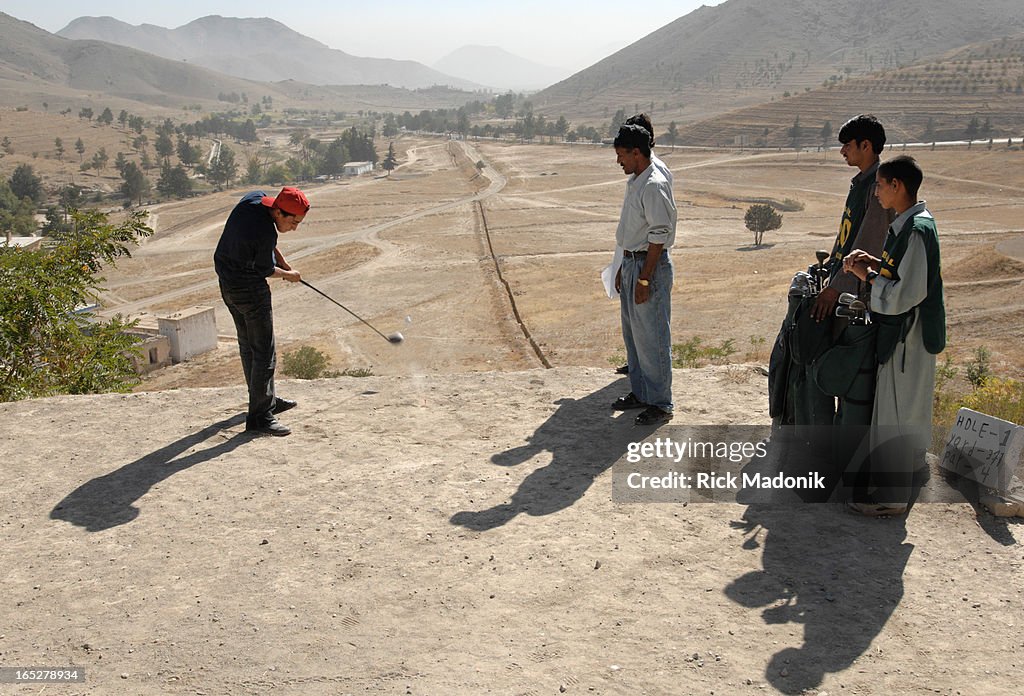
[433,46,570,92]
[0,12,278,109]
[58,15,481,91]
[532,0,1024,123]
[675,32,1024,147]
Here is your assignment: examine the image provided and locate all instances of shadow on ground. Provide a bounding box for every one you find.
[51,415,250,532]
[450,381,636,531]
[726,437,912,694]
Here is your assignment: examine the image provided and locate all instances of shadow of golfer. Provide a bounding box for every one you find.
[450,382,635,531]
[51,415,250,532]
[725,439,912,694]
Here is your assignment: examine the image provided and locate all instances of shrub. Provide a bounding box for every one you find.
[341,367,374,378]
[964,346,991,388]
[281,346,334,379]
[673,337,737,368]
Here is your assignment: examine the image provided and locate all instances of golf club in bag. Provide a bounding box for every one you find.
[300,279,404,344]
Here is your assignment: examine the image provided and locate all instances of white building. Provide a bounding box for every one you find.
[2,234,44,250]
[343,161,374,176]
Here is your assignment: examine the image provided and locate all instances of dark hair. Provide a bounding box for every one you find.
[878,155,923,200]
[837,114,886,155]
[613,124,652,157]
[625,113,655,147]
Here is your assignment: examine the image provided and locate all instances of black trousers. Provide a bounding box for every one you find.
[220,281,276,425]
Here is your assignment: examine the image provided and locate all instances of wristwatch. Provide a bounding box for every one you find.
[637,278,650,287]
[865,270,879,284]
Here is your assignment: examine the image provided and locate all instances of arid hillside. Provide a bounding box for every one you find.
[533,0,1024,125]
[679,34,1024,147]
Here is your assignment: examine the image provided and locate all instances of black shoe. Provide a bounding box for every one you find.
[634,406,673,426]
[272,397,297,415]
[615,364,629,375]
[612,392,646,411]
[246,418,292,437]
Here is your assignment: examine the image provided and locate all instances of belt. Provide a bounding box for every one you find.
[618,251,667,259]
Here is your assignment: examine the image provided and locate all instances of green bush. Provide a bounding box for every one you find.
[340,367,374,378]
[964,346,991,388]
[672,337,737,368]
[281,346,334,379]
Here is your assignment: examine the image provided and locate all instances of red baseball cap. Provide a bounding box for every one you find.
[261,187,310,216]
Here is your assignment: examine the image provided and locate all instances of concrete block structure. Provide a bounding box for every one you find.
[157,306,218,363]
[343,161,374,176]
[126,332,173,374]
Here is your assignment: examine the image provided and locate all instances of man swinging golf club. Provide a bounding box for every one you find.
[215,186,309,436]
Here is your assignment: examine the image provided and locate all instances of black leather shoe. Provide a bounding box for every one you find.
[615,364,629,375]
[612,393,646,411]
[634,406,673,426]
[246,418,291,437]
[272,397,297,415]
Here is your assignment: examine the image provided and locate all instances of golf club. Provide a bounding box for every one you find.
[299,279,404,344]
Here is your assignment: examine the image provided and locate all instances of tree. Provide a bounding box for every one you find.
[120,162,151,206]
[243,148,268,185]
[207,144,238,188]
[90,147,109,173]
[239,119,258,142]
[494,92,515,119]
[382,142,398,175]
[97,107,114,126]
[664,121,679,148]
[54,137,65,163]
[0,181,37,236]
[0,210,153,401]
[9,164,43,204]
[320,138,348,177]
[965,116,980,140]
[787,116,803,146]
[155,132,174,166]
[820,120,833,146]
[75,138,86,162]
[176,137,198,167]
[923,117,936,142]
[78,107,93,121]
[58,184,83,225]
[744,203,783,246]
[118,110,129,129]
[157,164,192,198]
[608,108,627,137]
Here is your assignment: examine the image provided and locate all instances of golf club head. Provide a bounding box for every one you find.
[387,332,404,344]
[815,250,829,267]
[838,292,858,306]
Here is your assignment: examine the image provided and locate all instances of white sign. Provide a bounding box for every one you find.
[940,408,1024,502]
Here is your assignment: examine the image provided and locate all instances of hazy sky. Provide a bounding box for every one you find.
[3,0,724,71]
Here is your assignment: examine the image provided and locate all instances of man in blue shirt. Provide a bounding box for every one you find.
[215,187,309,436]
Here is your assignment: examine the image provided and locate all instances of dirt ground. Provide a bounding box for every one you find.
[4,136,1023,695]
[2,367,1022,695]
